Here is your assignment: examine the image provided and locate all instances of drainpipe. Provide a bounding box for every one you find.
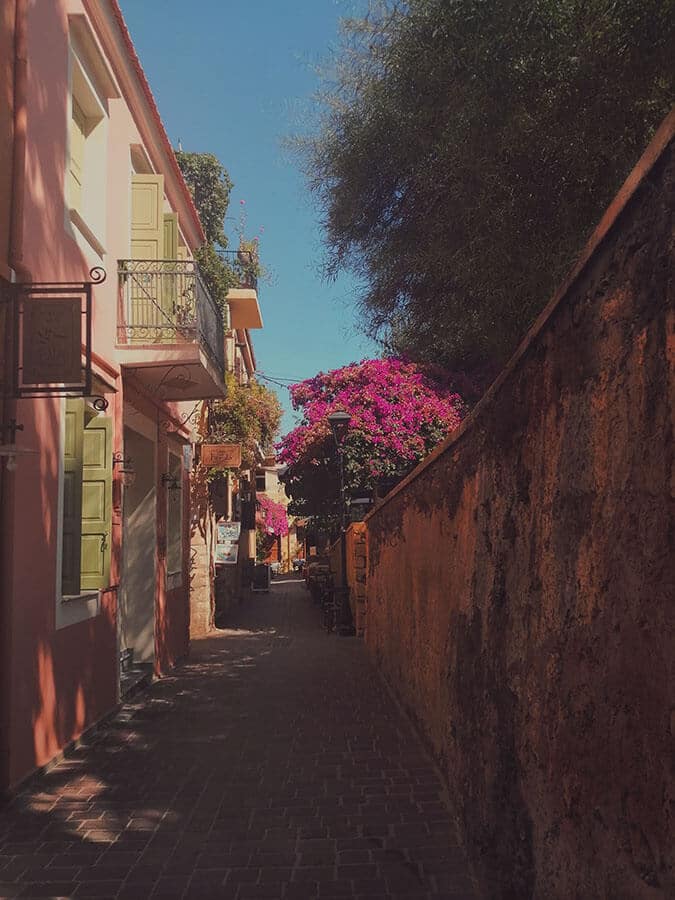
[0,0,30,794]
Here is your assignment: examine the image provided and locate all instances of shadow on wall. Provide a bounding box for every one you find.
[2,0,118,791]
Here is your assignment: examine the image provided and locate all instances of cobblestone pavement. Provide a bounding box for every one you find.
[0,576,478,899]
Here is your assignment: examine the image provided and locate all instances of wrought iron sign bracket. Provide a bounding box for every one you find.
[13,267,105,400]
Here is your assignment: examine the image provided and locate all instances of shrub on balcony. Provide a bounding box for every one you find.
[208,374,282,469]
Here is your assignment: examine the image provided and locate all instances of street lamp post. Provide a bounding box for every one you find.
[327,411,355,636]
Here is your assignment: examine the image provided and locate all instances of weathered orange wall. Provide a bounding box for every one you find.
[365,129,674,897]
[0,0,14,277]
[328,524,367,633]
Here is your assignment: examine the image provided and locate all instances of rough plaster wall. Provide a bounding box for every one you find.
[366,145,674,898]
[190,515,215,638]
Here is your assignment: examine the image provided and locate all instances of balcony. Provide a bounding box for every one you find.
[117,259,226,400]
[218,249,263,330]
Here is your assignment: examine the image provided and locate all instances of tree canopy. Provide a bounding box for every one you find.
[277,358,465,528]
[175,151,232,246]
[302,0,674,376]
[175,150,239,312]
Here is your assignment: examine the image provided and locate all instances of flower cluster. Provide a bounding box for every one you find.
[256,494,289,537]
[277,357,466,483]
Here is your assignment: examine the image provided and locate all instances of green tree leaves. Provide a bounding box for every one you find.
[175,150,238,314]
[175,151,232,246]
[302,0,674,377]
[209,374,282,469]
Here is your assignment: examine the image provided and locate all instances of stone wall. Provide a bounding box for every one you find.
[328,524,368,635]
[189,514,216,638]
[345,524,367,636]
[365,118,674,898]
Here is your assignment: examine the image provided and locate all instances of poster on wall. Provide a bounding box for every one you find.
[216,520,241,565]
[215,542,239,564]
[217,522,241,543]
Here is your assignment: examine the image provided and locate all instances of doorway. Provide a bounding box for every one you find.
[120,426,156,695]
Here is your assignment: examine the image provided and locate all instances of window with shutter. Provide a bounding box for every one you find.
[61,399,112,596]
[80,411,112,591]
[130,174,165,333]
[62,399,84,595]
[67,51,107,252]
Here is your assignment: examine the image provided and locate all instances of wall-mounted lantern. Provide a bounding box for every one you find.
[160,472,180,491]
[0,420,38,471]
[113,452,135,487]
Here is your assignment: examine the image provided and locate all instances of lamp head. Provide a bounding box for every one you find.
[327,410,351,445]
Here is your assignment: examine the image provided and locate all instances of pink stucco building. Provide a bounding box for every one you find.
[0,0,254,791]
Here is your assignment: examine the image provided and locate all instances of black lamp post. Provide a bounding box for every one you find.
[327,410,355,636]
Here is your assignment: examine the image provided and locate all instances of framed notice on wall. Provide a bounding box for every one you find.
[217,522,241,544]
[215,542,239,564]
[215,520,241,565]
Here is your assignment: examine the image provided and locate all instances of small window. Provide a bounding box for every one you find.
[255,471,266,493]
[67,48,107,253]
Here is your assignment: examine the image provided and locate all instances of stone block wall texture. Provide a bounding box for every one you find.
[189,514,216,638]
[328,536,342,587]
[365,124,674,898]
[346,523,368,636]
[329,524,368,635]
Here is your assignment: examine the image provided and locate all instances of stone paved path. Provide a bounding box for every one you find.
[0,576,478,899]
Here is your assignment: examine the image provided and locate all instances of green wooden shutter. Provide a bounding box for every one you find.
[62,398,84,595]
[80,412,113,591]
[130,174,165,334]
[163,213,178,258]
[131,174,164,260]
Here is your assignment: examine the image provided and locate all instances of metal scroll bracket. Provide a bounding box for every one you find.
[13,267,106,400]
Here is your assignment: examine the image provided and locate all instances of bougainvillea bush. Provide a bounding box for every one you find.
[277,358,466,526]
[256,494,289,537]
[255,494,289,563]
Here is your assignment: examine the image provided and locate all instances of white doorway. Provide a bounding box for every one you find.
[120,425,156,694]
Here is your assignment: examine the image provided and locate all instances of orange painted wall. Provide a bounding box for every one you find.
[365,128,674,897]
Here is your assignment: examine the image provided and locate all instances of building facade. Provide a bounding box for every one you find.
[0,0,235,791]
[189,321,264,636]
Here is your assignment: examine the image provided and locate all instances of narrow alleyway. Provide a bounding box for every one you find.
[0,577,478,900]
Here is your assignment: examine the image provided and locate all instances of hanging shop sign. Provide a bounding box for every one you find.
[13,267,105,398]
[201,443,242,468]
[22,298,82,385]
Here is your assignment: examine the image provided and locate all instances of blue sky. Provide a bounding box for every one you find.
[119,0,377,434]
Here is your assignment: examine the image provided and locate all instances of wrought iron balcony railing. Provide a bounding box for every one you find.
[117,259,225,374]
[217,249,258,291]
